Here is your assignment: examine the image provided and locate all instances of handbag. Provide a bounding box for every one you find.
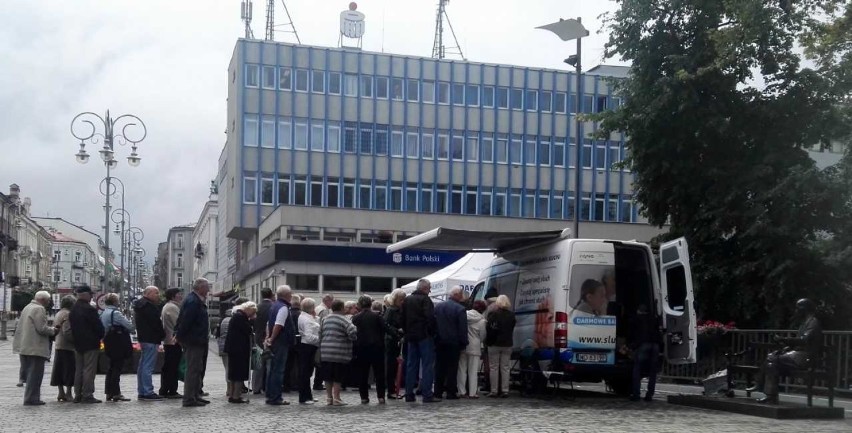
[103,310,133,360]
[485,317,499,346]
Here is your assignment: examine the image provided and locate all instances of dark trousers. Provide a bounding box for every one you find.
[159,344,182,396]
[357,346,386,401]
[632,343,660,399]
[265,338,290,404]
[386,342,401,396]
[405,338,435,399]
[434,343,462,398]
[297,344,317,403]
[19,355,26,384]
[21,355,46,404]
[200,345,208,392]
[182,344,207,404]
[104,356,127,398]
[284,345,299,392]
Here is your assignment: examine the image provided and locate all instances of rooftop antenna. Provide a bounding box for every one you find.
[241,0,255,38]
[265,0,302,43]
[432,0,465,60]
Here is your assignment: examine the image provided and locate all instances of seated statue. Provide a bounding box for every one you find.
[747,298,823,404]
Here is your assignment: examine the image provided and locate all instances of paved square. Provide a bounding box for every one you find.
[1,340,848,432]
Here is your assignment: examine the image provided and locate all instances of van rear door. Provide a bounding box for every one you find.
[659,237,697,364]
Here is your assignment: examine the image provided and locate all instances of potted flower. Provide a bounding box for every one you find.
[696,320,736,360]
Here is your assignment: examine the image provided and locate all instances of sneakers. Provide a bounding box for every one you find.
[138,394,163,401]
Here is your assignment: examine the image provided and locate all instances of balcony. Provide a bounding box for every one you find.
[72,261,85,269]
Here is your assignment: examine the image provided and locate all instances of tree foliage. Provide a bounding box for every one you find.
[597,0,852,328]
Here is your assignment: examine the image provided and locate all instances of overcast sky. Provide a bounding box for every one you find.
[0,0,621,267]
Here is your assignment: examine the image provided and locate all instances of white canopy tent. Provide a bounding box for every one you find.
[401,252,494,299]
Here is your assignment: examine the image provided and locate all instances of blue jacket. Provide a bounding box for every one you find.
[100,306,134,332]
[175,291,209,347]
[267,299,296,346]
[434,299,469,347]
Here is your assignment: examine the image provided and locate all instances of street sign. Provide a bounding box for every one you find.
[95,293,107,311]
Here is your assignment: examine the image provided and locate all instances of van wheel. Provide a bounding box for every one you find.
[607,376,632,396]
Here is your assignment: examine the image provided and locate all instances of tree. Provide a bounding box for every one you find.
[597,0,852,328]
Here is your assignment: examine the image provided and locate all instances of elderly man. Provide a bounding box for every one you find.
[160,288,183,399]
[401,279,439,403]
[134,286,165,401]
[316,294,334,319]
[69,285,105,404]
[13,291,57,405]
[433,286,469,400]
[176,278,211,407]
[264,285,297,406]
[251,287,274,394]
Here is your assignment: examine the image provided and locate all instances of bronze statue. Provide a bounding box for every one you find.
[747,298,823,404]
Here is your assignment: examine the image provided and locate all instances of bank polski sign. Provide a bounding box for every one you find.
[392,252,444,265]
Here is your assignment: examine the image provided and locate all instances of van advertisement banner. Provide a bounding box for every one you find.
[567,313,617,365]
[513,265,558,350]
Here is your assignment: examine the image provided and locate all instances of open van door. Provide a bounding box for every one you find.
[659,237,697,364]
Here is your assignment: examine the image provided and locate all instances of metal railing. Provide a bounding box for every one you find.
[661,329,852,392]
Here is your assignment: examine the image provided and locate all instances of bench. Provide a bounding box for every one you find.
[725,342,836,407]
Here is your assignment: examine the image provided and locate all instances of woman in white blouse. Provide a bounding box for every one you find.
[297,298,321,404]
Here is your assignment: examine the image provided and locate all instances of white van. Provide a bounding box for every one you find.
[387,227,697,394]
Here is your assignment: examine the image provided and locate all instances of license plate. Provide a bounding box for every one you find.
[576,353,608,363]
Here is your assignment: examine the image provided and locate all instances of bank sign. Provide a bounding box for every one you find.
[276,244,464,267]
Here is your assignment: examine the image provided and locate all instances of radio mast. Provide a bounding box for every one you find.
[432,0,465,60]
[265,0,302,44]
[241,0,254,39]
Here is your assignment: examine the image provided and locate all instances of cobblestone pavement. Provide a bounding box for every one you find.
[0,340,848,433]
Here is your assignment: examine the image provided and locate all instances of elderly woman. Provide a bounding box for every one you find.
[383,288,406,399]
[218,298,248,396]
[297,297,320,404]
[319,299,358,406]
[486,295,516,398]
[459,300,487,398]
[100,293,135,402]
[50,295,76,402]
[224,301,257,403]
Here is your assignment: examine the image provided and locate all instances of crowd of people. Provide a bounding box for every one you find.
[11,277,518,407]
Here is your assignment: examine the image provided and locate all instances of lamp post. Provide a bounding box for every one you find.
[124,228,144,299]
[71,110,146,293]
[537,17,589,238]
[111,205,130,298]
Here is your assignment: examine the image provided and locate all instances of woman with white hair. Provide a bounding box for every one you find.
[50,295,76,402]
[297,297,320,404]
[224,301,257,403]
[486,295,516,398]
[218,297,248,397]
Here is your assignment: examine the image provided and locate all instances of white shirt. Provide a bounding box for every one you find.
[274,303,290,327]
[298,314,320,346]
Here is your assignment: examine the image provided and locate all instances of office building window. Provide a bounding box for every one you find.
[422,133,434,159]
[327,181,339,207]
[537,196,549,219]
[569,93,577,113]
[481,135,494,163]
[262,66,276,89]
[436,188,448,213]
[580,193,591,221]
[497,87,509,109]
[466,84,479,106]
[525,90,538,111]
[261,117,275,148]
[360,129,373,155]
[328,72,341,94]
[595,144,607,170]
[289,274,319,291]
[594,194,606,221]
[295,69,309,92]
[494,190,507,216]
[582,143,593,168]
[311,180,323,206]
[568,142,577,168]
[466,137,478,162]
[359,185,371,209]
[278,178,290,205]
[279,68,292,90]
[540,91,552,112]
[407,80,419,102]
[327,123,341,152]
[511,89,523,110]
[260,177,274,205]
[523,195,535,217]
[422,80,435,103]
[390,186,402,211]
[450,188,463,214]
[375,77,389,99]
[405,187,418,211]
[480,191,492,216]
[551,195,564,219]
[608,145,621,170]
[596,96,608,113]
[277,120,291,149]
[607,197,618,221]
[294,178,307,205]
[553,139,565,167]
[554,92,567,113]
[421,189,433,212]
[295,122,308,150]
[496,137,508,163]
[375,128,389,156]
[245,64,259,87]
[538,140,551,165]
[390,130,403,157]
[244,116,258,147]
[452,84,465,105]
[510,192,521,217]
[566,195,575,221]
[406,132,419,158]
[390,78,403,100]
[482,86,495,108]
[438,82,450,104]
[325,275,355,292]
[360,76,373,98]
[621,199,634,222]
[343,182,355,208]
[451,135,464,161]
[311,123,324,151]
[525,138,537,165]
[344,74,358,96]
[177,273,183,288]
[437,134,450,160]
[243,177,257,204]
[312,70,325,93]
[583,94,594,114]
[465,190,478,215]
[509,139,522,164]
[344,126,357,153]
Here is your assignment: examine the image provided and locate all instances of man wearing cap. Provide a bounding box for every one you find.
[69,285,105,403]
[176,278,211,407]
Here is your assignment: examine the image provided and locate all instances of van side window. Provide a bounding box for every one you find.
[665,266,688,311]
